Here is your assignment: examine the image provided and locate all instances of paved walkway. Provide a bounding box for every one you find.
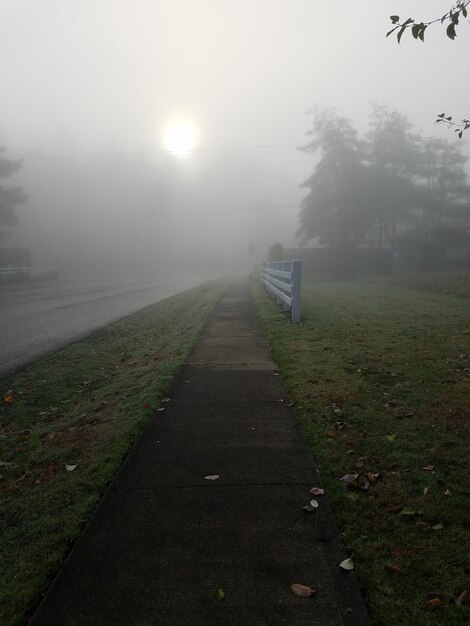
[32,281,370,625]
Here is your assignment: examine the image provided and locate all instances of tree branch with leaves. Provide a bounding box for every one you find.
[386,2,469,136]
[386,1,469,42]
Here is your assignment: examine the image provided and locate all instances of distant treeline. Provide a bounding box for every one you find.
[287,105,470,277]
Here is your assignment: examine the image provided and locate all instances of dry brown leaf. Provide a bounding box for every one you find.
[291,583,315,597]
[455,589,469,606]
[423,487,429,496]
[385,564,401,574]
[428,597,441,607]
[392,547,407,557]
[432,522,444,530]
[309,487,325,496]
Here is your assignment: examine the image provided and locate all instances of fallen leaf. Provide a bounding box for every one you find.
[340,473,359,484]
[392,547,407,557]
[367,472,380,483]
[428,597,441,607]
[325,430,337,439]
[3,395,14,404]
[339,557,354,571]
[358,476,370,491]
[385,564,401,574]
[432,523,444,530]
[309,499,319,508]
[416,518,430,526]
[444,489,452,496]
[386,433,397,442]
[423,487,429,496]
[303,505,315,513]
[400,507,419,516]
[309,487,324,496]
[215,588,225,601]
[65,464,77,472]
[423,464,435,472]
[385,504,403,513]
[161,397,170,403]
[204,475,219,480]
[143,403,150,409]
[455,589,469,606]
[291,583,315,597]
[157,408,165,412]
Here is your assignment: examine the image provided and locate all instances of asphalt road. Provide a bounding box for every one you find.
[0,278,202,377]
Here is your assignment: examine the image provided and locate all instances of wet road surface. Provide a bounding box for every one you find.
[0,278,202,376]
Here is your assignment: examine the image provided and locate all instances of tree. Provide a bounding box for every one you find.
[0,148,27,242]
[366,105,423,248]
[267,242,284,261]
[297,105,470,262]
[298,108,371,247]
[419,136,470,232]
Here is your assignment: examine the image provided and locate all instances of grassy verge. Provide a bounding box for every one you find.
[253,281,470,626]
[385,269,470,297]
[0,281,224,626]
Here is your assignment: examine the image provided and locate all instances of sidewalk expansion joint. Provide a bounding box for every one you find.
[164,400,291,407]
[114,481,315,491]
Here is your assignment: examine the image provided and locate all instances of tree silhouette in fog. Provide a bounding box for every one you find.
[298,106,470,253]
[0,148,27,243]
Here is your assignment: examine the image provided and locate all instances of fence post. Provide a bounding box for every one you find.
[291,259,301,323]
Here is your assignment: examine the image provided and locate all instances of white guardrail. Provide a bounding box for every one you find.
[261,259,301,323]
[0,266,53,278]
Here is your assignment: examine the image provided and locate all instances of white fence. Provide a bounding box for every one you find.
[0,266,54,280]
[261,259,301,323]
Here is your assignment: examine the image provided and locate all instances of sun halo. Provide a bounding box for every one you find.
[163,121,197,156]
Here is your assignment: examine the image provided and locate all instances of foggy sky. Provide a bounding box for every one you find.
[0,0,469,279]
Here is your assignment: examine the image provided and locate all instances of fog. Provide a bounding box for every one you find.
[0,0,469,281]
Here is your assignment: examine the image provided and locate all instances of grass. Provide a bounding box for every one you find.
[0,281,224,626]
[386,269,470,297]
[253,280,470,626]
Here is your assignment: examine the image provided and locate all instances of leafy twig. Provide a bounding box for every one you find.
[386,1,469,42]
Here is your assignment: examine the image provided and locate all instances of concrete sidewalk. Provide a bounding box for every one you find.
[32,280,370,625]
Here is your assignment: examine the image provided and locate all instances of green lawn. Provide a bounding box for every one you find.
[254,280,470,626]
[0,281,223,626]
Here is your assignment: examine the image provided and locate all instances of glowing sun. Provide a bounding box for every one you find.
[163,121,197,156]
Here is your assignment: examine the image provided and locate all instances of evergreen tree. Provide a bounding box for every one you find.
[0,148,27,242]
[298,108,371,247]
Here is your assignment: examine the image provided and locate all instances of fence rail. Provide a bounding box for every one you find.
[261,259,301,323]
[0,266,54,278]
